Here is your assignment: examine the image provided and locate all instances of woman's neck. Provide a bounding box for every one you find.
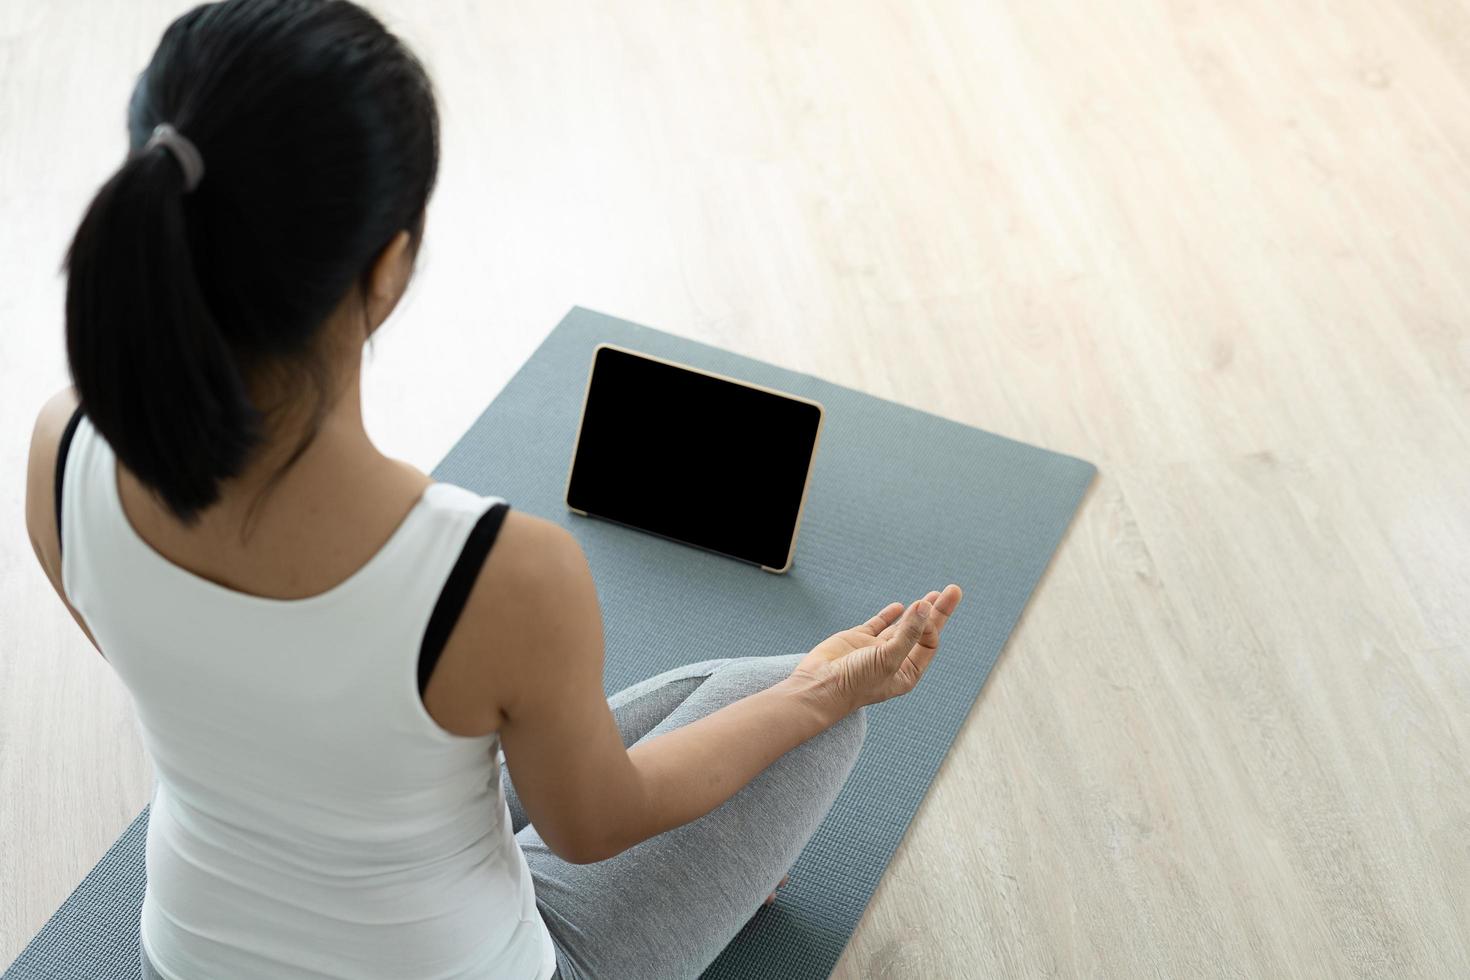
[203,339,420,540]
[242,354,372,490]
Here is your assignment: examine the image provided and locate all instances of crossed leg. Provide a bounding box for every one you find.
[502,654,867,980]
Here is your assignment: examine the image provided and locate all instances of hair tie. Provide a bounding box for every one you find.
[144,123,205,192]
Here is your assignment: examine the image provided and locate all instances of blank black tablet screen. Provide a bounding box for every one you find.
[567,345,822,569]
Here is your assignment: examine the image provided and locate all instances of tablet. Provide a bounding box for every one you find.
[565,343,824,573]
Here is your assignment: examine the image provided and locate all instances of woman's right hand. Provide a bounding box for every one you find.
[788,584,964,718]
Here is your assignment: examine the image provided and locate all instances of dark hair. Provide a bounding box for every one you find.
[65,0,439,523]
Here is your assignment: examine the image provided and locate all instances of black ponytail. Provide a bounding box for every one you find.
[64,0,439,524]
[66,143,260,521]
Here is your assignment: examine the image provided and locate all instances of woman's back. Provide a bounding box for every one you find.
[59,413,556,979]
[23,1,963,975]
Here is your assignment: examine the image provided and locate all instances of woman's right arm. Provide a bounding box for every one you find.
[458,514,955,864]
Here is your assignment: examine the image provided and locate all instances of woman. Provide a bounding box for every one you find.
[23,1,964,977]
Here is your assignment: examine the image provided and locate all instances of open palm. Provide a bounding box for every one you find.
[792,584,964,711]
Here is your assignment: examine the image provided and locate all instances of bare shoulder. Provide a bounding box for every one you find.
[24,387,82,584]
[421,507,605,737]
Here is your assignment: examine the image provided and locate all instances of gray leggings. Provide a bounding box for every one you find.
[140,654,865,980]
[523,653,866,980]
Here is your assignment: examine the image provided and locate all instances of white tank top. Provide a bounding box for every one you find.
[59,414,558,980]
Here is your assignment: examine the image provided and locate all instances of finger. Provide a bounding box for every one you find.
[917,584,962,637]
[875,599,931,673]
[856,601,905,636]
[904,587,961,675]
[877,589,950,642]
[936,584,963,616]
[901,620,945,682]
[876,596,928,642]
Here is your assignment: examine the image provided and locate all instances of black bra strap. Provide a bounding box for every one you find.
[53,405,85,557]
[418,501,511,696]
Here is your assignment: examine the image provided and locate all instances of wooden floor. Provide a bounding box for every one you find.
[3,0,1468,975]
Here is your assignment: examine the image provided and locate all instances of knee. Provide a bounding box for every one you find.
[827,705,867,763]
[715,657,866,767]
[712,653,805,700]
[793,702,865,781]
[780,704,866,803]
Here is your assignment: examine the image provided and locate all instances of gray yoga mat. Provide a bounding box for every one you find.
[4,306,1094,979]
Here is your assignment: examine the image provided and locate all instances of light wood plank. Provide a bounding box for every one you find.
[3,0,1467,975]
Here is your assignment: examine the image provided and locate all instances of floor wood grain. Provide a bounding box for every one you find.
[2,1,1466,975]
